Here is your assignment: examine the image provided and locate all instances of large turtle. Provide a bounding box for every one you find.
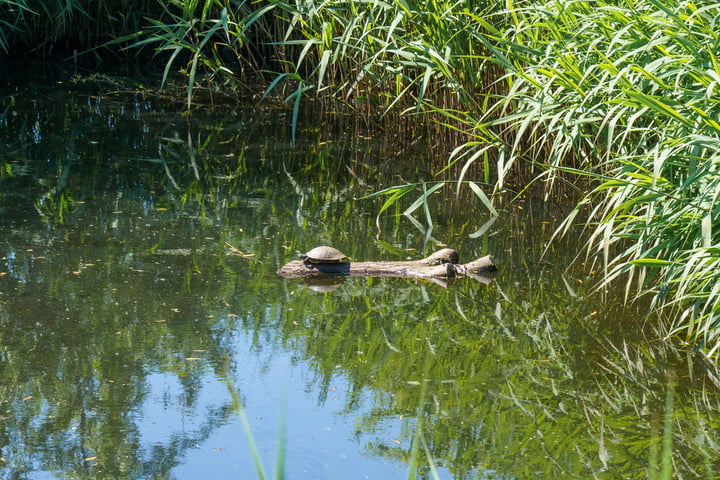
[299,246,350,264]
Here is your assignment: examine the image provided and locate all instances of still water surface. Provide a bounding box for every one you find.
[1,71,720,479]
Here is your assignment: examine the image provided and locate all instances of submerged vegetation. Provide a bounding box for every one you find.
[3,2,720,352]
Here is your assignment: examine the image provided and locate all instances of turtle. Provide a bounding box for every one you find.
[299,246,350,264]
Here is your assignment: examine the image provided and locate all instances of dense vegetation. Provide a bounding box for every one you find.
[3,0,720,357]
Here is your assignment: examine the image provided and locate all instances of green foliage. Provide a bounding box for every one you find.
[475,0,720,355]
[257,0,501,141]
[0,0,158,55]
[274,0,720,356]
[110,0,282,107]
[246,0,720,358]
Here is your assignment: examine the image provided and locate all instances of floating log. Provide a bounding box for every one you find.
[277,248,496,285]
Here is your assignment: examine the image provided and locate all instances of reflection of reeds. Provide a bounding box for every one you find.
[589,325,719,479]
[7,0,720,443]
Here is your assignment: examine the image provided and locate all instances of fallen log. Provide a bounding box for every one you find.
[277,248,496,285]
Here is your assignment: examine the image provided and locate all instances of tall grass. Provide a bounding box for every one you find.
[257,0,720,357]
[0,0,160,56]
[251,0,502,142]
[473,0,720,355]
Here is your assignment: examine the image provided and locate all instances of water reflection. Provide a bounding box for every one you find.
[1,72,719,479]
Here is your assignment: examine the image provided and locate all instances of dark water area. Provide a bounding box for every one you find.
[1,68,720,479]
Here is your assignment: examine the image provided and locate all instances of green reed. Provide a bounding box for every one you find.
[484,0,720,356]
[0,0,160,56]
[401,0,720,356]
[263,0,720,358]
[251,0,498,140]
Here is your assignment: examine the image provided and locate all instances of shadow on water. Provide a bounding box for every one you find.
[1,71,720,479]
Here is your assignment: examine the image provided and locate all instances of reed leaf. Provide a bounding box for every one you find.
[467,181,497,216]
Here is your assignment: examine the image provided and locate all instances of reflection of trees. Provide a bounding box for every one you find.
[0,75,427,478]
[0,222,244,479]
[0,81,251,478]
[2,77,720,479]
[278,254,720,478]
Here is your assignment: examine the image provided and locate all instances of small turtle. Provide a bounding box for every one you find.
[299,246,350,264]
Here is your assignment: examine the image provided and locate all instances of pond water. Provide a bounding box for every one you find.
[1,68,720,479]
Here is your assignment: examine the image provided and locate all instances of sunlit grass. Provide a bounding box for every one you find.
[491,0,720,356]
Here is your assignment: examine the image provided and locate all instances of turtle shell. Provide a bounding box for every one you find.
[301,246,350,263]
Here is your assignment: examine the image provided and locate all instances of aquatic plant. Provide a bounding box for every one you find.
[474,0,720,356]
[0,0,158,56]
